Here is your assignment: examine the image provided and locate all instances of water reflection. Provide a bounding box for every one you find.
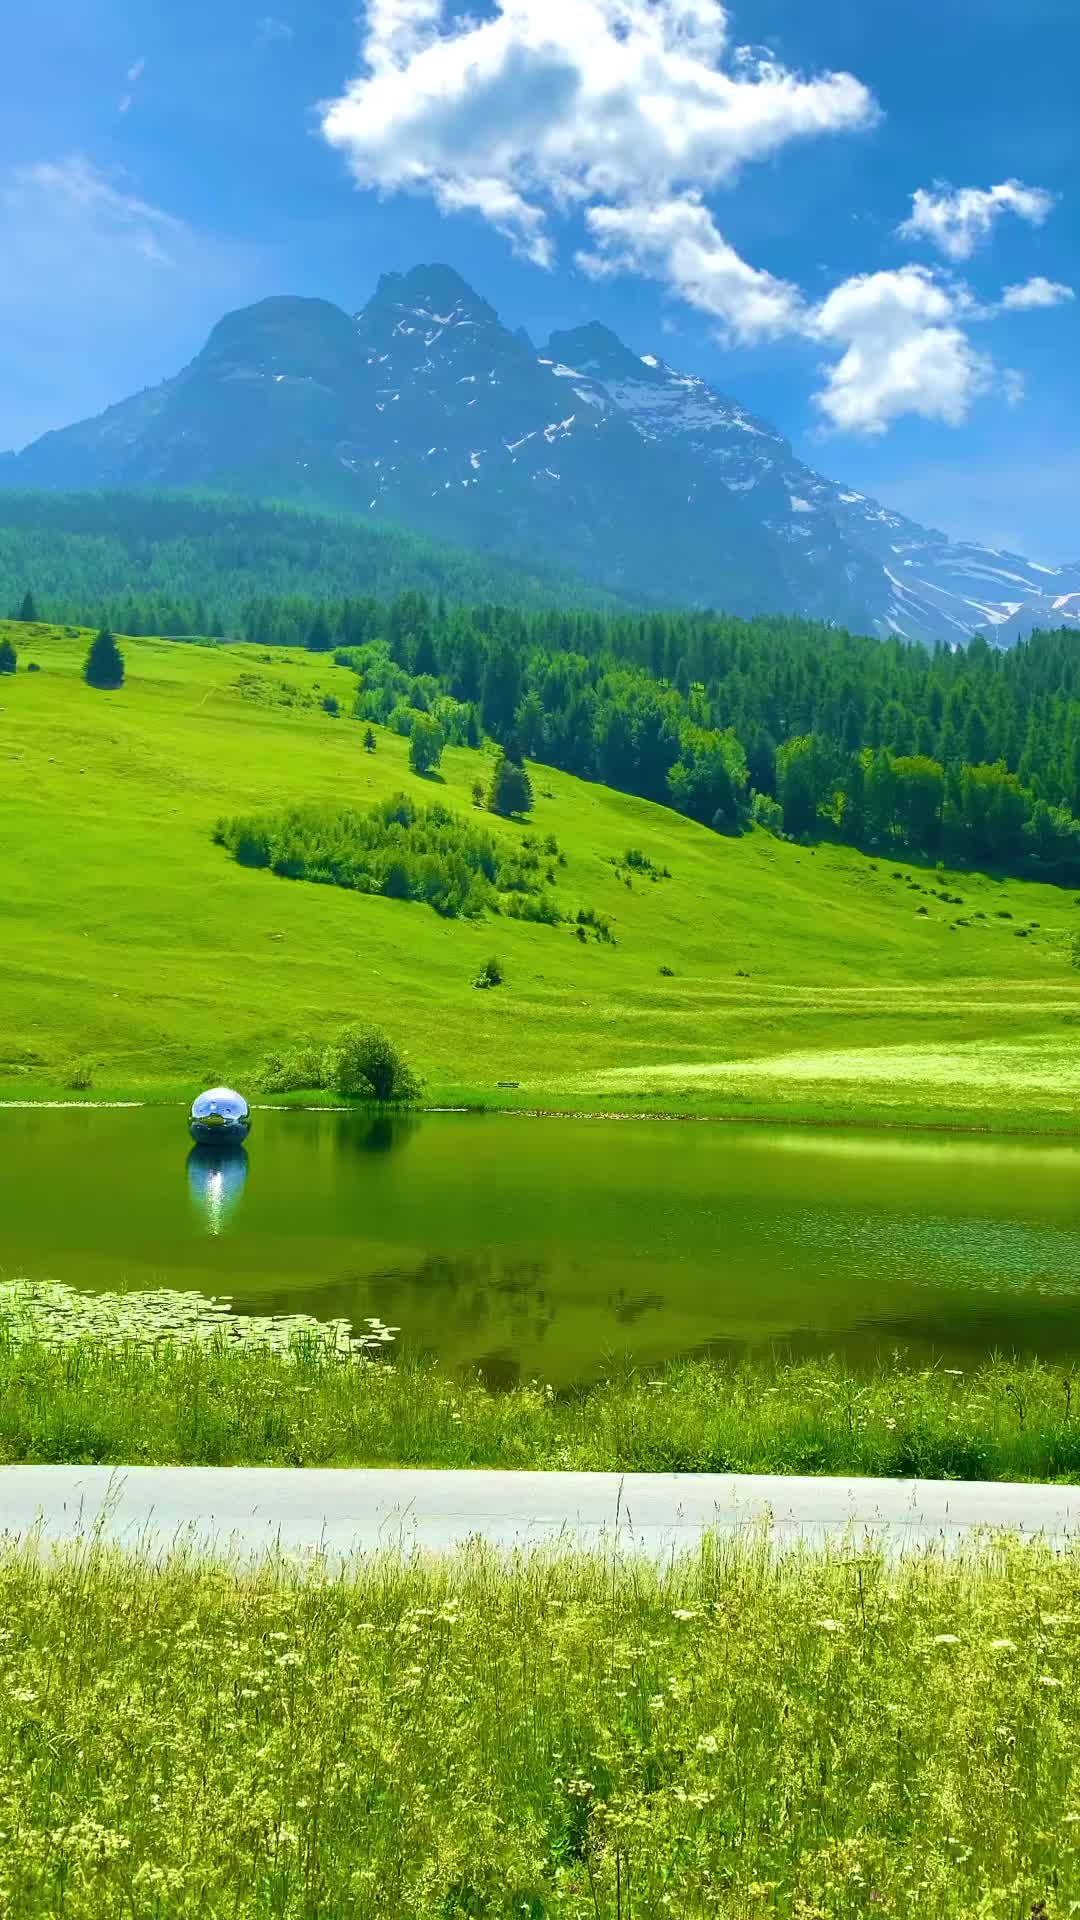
[333,1111,419,1156]
[186,1147,249,1236]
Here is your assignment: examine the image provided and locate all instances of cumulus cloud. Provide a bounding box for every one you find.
[898,179,1055,261]
[321,0,878,266]
[1000,275,1074,311]
[578,195,803,342]
[809,267,992,435]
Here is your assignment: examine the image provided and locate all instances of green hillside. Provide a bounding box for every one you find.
[0,491,611,631]
[5,618,1080,1129]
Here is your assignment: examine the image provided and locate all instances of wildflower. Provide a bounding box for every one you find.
[672,1608,700,1622]
[933,1634,960,1645]
[989,1639,1016,1651]
[815,1618,844,1633]
[1038,1675,1064,1688]
[697,1733,719,1755]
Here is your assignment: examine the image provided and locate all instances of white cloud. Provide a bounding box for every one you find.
[322,0,878,266]
[255,16,294,48]
[119,55,146,115]
[6,155,190,267]
[898,179,1055,261]
[0,156,269,450]
[1000,275,1074,311]
[578,195,803,342]
[809,267,992,435]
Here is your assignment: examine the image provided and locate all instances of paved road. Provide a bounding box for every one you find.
[2,1468,1078,1562]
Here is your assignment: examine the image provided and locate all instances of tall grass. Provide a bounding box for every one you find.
[1,1534,1078,1915]
[4,1332,1080,1479]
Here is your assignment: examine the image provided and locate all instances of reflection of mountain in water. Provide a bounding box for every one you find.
[187,1147,249,1235]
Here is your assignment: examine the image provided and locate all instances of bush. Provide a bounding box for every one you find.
[473,955,504,990]
[322,694,340,717]
[83,628,125,690]
[255,1044,325,1094]
[64,1059,94,1092]
[216,793,557,922]
[0,638,16,676]
[321,1025,421,1102]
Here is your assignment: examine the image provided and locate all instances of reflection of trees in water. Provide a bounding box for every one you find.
[610,1288,665,1327]
[332,1112,419,1156]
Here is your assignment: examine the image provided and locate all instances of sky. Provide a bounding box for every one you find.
[2,0,1077,559]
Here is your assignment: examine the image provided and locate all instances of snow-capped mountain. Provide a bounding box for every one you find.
[3,264,1077,646]
[549,321,1080,646]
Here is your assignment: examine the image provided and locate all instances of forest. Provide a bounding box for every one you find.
[10,489,1080,883]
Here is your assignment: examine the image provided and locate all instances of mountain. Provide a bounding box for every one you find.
[4,264,1078,646]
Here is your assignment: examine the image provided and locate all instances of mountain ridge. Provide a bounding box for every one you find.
[3,264,1077,647]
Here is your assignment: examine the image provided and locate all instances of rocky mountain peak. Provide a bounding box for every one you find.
[545,322,656,384]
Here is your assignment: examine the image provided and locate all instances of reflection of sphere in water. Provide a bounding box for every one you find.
[187,1147,249,1235]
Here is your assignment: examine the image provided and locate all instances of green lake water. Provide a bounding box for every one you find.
[3,1108,1080,1385]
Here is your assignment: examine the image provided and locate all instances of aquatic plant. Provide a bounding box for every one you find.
[0,1280,395,1360]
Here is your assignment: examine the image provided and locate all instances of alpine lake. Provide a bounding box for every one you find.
[4,1106,1080,1384]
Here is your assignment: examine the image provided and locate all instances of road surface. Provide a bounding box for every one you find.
[2,1467,1077,1563]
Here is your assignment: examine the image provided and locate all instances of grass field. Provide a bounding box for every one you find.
[5,1300,1080,1480]
[6,619,1080,1128]
[2,1533,1078,1917]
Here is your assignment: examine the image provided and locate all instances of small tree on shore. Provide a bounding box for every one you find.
[84,628,125,690]
[0,637,16,676]
[322,1024,421,1102]
[488,754,533,818]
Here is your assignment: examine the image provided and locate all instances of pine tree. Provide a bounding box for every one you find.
[363,726,377,753]
[15,591,37,624]
[83,628,125,690]
[0,637,17,675]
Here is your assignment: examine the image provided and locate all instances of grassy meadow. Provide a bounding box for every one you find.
[2,1534,1079,1917]
[5,619,1080,1127]
[5,1310,1080,1481]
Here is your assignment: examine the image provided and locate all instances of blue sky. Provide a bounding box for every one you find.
[2,0,1076,558]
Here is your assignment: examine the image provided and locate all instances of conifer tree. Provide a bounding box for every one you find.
[0,637,17,675]
[15,592,37,624]
[83,628,125,690]
[488,754,533,818]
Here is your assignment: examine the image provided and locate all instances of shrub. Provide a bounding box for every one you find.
[474,955,504,990]
[64,1059,94,1092]
[576,905,616,944]
[750,789,784,835]
[322,1025,421,1102]
[0,638,16,676]
[322,694,340,717]
[659,964,675,977]
[255,1044,324,1094]
[83,628,125,690]
[216,793,558,922]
